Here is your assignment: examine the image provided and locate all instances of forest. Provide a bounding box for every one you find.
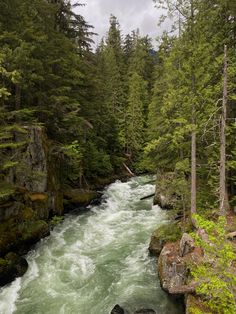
[1,0,236,313]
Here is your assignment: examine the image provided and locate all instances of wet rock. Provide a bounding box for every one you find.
[63,189,100,210]
[0,252,28,287]
[134,309,156,314]
[179,233,195,257]
[111,304,125,314]
[153,193,173,210]
[149,233,163,256]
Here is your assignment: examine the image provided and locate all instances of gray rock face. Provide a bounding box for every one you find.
[2,126,64,222]
[158,243,187,294]
[158,238,203,295]
[19,126,48,192]
[179,233,195,257]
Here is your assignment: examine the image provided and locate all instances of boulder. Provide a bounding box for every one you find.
[148,233,164,256]
[158,240,203,295]
[179,233,195,257]
[0,252,28,286]
[111,304,125,314]
[158,242,187,294]
[63,189,100,210]
[153,193,173,210]
[149,224,181,257]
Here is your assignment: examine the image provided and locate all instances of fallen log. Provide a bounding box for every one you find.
[227,231,236,239]
[140,193,155,200]
[123,163,135,176]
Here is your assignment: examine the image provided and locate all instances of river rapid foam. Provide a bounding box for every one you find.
[0,176,184,314]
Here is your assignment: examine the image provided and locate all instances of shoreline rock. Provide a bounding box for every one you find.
[158,234,203,295]
[149,223,182,257]
[0,253,28,287]
[111,304,125,314]
[110,305,157,314]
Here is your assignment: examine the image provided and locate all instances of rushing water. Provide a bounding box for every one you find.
[0,176,184,314]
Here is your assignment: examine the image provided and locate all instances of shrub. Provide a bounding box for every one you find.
[190,215,236,314]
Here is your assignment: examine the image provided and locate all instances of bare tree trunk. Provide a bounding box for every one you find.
[219,45,229,216]
[190,0,197,228]
[191,121,197,226]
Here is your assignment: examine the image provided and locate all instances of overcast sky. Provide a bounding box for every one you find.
[77,0,169,47]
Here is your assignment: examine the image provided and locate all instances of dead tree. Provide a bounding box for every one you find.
[219,45,229,216]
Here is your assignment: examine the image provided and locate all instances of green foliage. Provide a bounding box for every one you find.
[63,140,83,183]
[0,258,8,266]
[154,222,182,243]
[2,161,19,170]
[190,215,236,314]
[50,216,64,226]
[84,141,113,178]
[0,186,15,201]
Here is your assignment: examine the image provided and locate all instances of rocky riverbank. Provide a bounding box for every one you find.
[149,217,215,313]
[0,125,127,287]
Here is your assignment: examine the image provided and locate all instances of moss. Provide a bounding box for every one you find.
[187,295,213,314]
[0,187,15,204]
[0,215,49,256]
[20,220,49,241]
[22,207,35,220]
[50,215,63,226]
[0,258,8,266]
[149,222,182,256]
[64,189,99,205]
[2,161,19,170]
[153,222,182,243]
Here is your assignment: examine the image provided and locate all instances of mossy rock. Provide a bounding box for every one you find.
[63,189,100,209]
[21,220,50,242]
[22,207,35,220]
[0,219,50,257]
[0,252,28,287]
[149,223,182,256]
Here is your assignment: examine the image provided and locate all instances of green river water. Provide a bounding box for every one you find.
[0,176,184,314]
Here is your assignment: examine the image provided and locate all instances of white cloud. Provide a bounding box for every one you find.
[76,0,169,47]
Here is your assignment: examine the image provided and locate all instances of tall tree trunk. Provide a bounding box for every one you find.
[191,116,197,226]
[190,0,197,227]
[219,44,229,216]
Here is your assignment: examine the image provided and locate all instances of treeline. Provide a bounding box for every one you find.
[143,0,236,219]
[0,0,156,188]
[2,0,236,215]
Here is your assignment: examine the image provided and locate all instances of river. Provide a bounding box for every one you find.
[0,176,184,314]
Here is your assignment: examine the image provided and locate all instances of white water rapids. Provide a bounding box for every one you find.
[0,176,184,314]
